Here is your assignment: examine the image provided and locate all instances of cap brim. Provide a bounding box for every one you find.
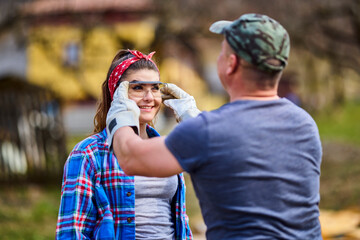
[209,20,233,34]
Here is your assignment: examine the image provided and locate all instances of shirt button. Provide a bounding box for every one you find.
[127,217,132,223]
[126,192,132,197]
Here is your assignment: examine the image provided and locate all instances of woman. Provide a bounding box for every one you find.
[56,49,193,239]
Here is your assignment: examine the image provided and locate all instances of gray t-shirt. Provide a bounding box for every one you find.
[134,175,178,240]
[165,98,322,240]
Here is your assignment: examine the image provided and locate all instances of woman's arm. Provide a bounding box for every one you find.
[56,152,98,239]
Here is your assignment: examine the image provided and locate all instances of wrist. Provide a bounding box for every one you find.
[179,108,201,122]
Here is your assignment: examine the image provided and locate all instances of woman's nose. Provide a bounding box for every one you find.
[143,90,154,100]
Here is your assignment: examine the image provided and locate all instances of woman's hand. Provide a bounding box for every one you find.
[161,83,201,122]
[106,81,140,149]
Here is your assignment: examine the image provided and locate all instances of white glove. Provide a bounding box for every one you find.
[106,81,140,149]
[161,83,201,122]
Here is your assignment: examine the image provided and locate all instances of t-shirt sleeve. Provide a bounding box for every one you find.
[165,114,208,173]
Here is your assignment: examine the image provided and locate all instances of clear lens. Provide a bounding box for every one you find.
[128,82,164,98]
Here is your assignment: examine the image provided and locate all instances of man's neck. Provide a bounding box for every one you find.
[225,69,281,102]
[229,88,279,102]
[231,94,280,102]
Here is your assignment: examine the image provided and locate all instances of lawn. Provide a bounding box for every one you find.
[0,184,61,240]
[314,101,360,210]
[314,101,360,145]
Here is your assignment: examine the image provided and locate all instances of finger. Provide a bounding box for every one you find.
[163,83,179,97]
[114,81,129,100]
[162,99,172,109]
[163,83,190,99]
[161,94,175,101]
[160,83,172,95]
[160,84,178,99]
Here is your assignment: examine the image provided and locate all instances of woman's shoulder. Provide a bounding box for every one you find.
[146,124,160,137]
[65,130,108,171]
[70,129,108,155]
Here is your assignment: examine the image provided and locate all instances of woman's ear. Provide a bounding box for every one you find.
[226,53,239,75]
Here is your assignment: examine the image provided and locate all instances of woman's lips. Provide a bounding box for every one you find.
[139,106,153,112]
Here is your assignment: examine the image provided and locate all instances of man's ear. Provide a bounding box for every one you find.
[226,53,238,75]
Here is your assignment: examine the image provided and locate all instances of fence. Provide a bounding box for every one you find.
[0,76,67,183]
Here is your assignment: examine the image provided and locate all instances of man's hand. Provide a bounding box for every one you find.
[106,81,140,149]
[161,83,201,122]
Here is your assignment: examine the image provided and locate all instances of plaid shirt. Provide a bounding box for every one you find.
[56,127,192,239]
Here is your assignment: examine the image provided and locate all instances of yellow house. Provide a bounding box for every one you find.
[22,0,226,115]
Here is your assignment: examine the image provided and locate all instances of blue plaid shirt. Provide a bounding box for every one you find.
[56,126,192,239]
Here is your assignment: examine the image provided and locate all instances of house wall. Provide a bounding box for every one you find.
[0,32,27,79]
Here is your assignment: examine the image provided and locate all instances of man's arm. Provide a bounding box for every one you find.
[113,126,183,177]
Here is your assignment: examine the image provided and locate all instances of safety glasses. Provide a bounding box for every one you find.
[127,80,165,99]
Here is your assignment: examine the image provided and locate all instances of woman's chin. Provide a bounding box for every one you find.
[139,117,154,125]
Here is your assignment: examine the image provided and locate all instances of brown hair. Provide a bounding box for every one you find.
[93,49,159,134]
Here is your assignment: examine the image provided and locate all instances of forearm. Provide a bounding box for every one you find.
[112,127,183,177]
[113,126,140,175]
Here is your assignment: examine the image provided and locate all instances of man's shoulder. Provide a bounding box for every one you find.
[172,113,208,134]
[280,99,317,124]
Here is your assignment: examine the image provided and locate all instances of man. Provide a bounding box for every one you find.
[107,13,322,240]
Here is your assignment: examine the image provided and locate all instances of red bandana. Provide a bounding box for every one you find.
[108,50,158,100]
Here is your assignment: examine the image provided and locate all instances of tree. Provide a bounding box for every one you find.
[152,0,360,106]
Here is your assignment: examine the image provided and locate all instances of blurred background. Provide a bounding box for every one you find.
[0,0,359,239]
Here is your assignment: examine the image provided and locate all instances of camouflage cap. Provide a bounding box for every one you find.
[209,13,290,72]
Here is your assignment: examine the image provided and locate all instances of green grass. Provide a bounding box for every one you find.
[0,184,61,240]
[313,101,360,210]
[314,101,360,145]
[320,152,360,210]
